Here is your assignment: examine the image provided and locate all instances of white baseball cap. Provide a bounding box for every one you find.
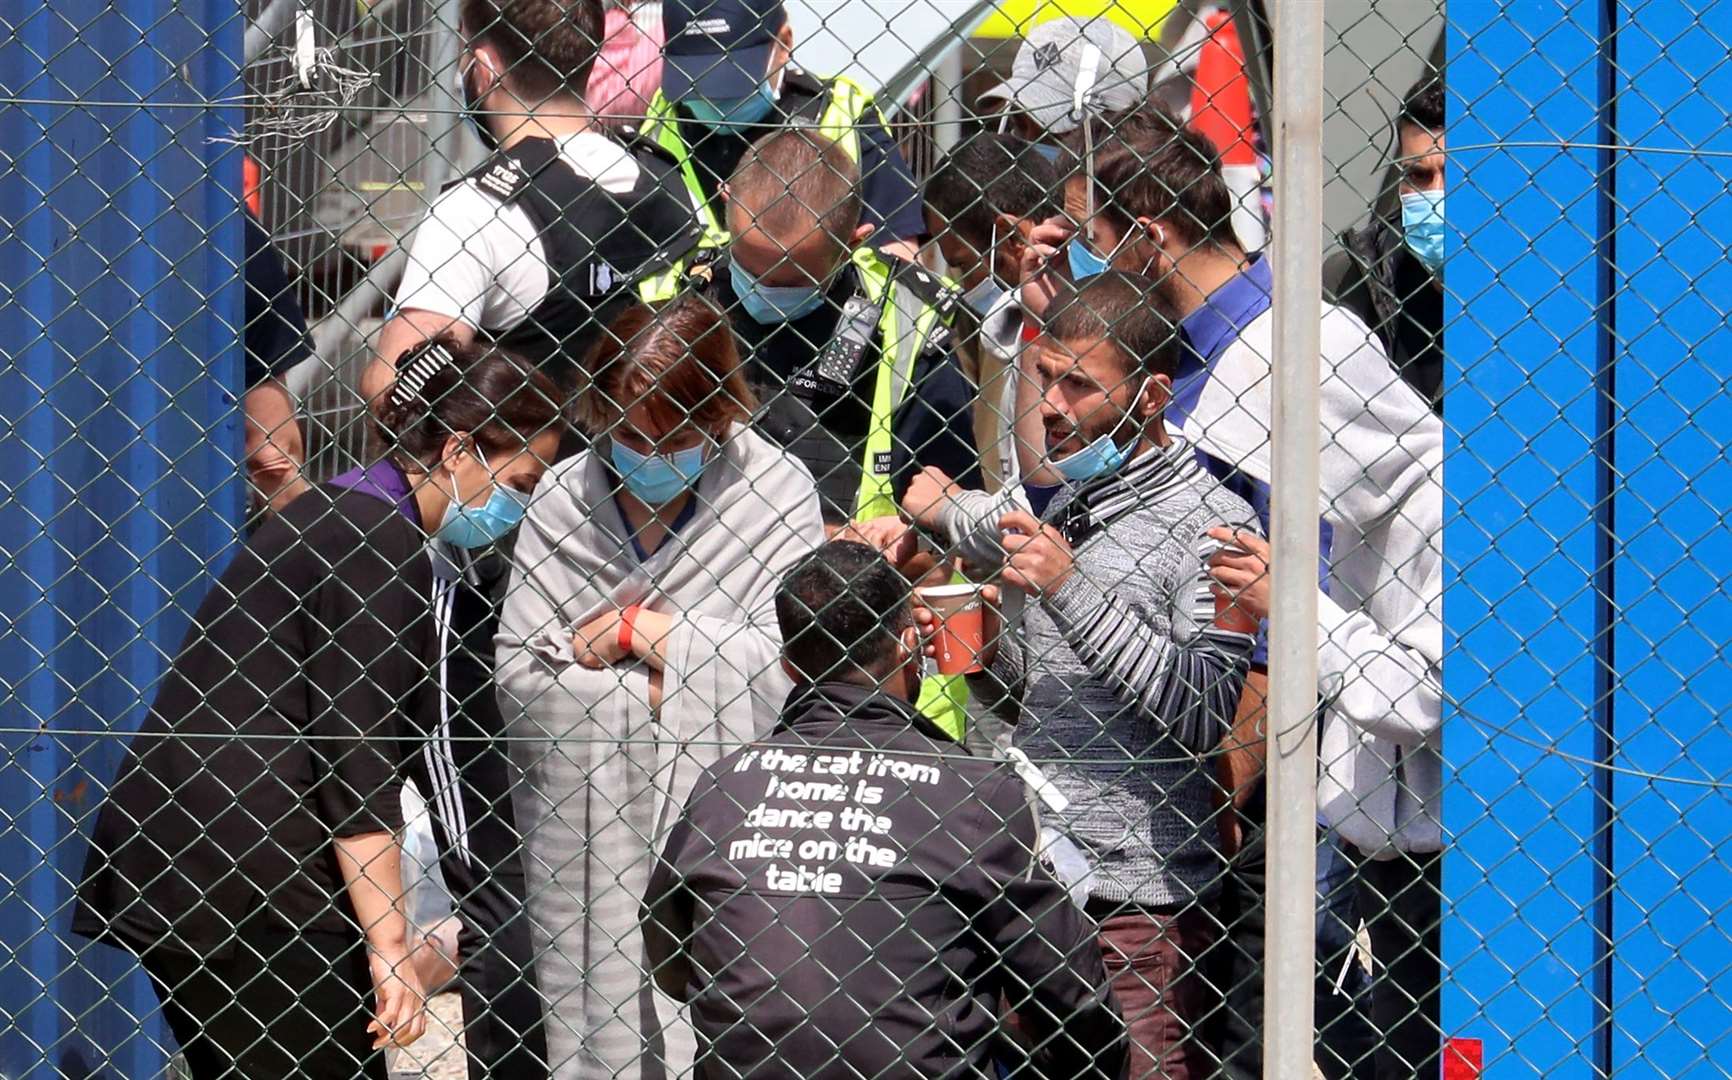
[984,17,1149,134]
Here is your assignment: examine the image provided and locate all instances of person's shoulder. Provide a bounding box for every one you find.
[419,164,536,244]
[722,424,821,496]
[556,129,653,194]
[533,449,605,515]
[886,258,964,319]
[445,151,535,206]
[282,485,428,567]
[781,68,830,104]
[1318,299,1390,368]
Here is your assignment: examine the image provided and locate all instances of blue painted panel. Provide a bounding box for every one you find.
[1443,2,1608,1075]
[1609,4,1732,1076]
[0,0,242,1072]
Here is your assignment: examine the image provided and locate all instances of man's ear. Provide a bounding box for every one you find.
[769,22,796,84]
[1136,216,1171,258]
[851,221,876,249]
[471,44,503,91]
[1139,373,1173,419]
[900,624,920,658]
[781,657,803,684]
[995,213,1030,256]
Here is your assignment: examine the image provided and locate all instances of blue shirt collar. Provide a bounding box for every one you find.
[1169,255,1272,424]
[1179,254,1273,365]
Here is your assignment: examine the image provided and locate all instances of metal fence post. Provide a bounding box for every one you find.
[1265,2,1324,1078]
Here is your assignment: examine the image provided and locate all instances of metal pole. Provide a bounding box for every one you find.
[244,0,301,67]
[1264,1,1323,1079]
[932,46,965,158]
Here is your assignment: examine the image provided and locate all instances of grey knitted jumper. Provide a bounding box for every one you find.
[943,438,1259,907]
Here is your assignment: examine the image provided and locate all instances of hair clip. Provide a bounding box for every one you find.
[387,343,457,409]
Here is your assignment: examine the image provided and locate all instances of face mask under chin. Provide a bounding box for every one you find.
[729,258,832,324]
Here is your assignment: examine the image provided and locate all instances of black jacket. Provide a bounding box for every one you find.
[643,682,1126,1079]
[73,484,431,957]
[1323,215,1444,414]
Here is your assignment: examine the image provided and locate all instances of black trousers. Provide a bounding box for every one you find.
[1355,847,1444,1079]
[1204,784,1381,1080]
[141,929,384,1080]
[409,563,548,1079]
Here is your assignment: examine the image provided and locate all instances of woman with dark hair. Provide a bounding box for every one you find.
[74,338,561,1079]
[496,293,823,1080]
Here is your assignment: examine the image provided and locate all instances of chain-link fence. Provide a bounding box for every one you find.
[1,0,1724,1077]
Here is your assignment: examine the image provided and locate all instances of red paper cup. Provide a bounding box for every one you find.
[918,583,986,676]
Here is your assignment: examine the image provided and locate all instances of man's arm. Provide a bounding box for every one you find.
[1004,512,1256,752]
[1209,527,1442,748]
[972,775,1128,1079]
[891,344,982,501]
[361,179,531,404]
[856,100,925,255]
[1317,589,1442,747]
[641,814,697,1002]
[1215,667,1267,856]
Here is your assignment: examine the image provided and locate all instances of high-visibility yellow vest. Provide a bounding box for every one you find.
[640,75,880,252]
[844,248,972,742]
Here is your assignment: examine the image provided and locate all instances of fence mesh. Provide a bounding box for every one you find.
[0,0,1723,1077]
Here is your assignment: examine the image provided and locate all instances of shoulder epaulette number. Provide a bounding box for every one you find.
[472,157,530,203]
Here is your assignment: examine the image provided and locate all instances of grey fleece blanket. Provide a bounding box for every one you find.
[496,425,823,1080]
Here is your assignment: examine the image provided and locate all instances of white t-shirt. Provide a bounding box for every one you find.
[393,131,643,332]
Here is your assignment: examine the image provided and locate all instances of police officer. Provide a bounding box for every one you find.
[642,0,924,259]
[710,127,979,737]
[357,3,705,1078]
[361,0,702,411]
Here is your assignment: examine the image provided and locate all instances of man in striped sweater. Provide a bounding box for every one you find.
[903,273,1260,1080]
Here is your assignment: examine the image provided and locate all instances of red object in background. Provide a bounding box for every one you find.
[587,3,664,122]
[1188,11,1257,167]
[1443,1038,1484,1080]
[243,154,262,217]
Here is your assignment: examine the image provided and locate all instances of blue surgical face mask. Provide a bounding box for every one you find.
[1400,189,1445,274]
[962,274,1005,317]
[683,79,777,128]
[962,223,1007,316]
[610,438,709,505]
[729,258,829,324]
[437,457,529,549]
[1067,238,1111,281]
[1050,377,1149,484]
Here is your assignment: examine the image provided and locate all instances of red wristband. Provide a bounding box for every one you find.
[618,605,640,655]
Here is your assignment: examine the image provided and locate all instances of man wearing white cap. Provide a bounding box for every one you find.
[987,16,1150,141]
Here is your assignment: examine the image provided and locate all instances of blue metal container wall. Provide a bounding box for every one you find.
[1608,6,1732,1076]
[1443,2,1607,1075]
[1447,1,1732,1076]
[0,0,243,1071]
